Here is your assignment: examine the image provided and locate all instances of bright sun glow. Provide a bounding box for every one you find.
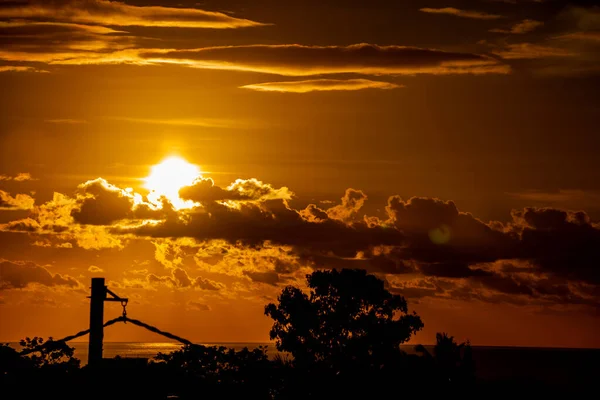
[144,156,201,209]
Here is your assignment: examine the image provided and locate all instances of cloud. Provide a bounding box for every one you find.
[0,38,508,77]
[507,189,600,209]
[419,7,503,20]
[490,19,544,34]
[146,267,223,291]
[0,17,138,66]
[0,172,35,181]
[3,173,600,309]
[0,190,126,249]
[325,189,368,222]
[0,65,48,73]
[243,270,280,286]
[88,265,103,273]
[187,301,211,311]
[0,190,34,210]
[114,196,402,261]
[193,276,224,291]
[509,207,600,285]
[240,78,402,93]
[0,0,265,29]
[0,259,79,290]
[13,173,34,182]
[555,31,600,42]
[71,178,137,225]
[141,43,510,76]
[45,119,88,124]
[492,43,578,59]
[107,117,244,129]
[33,240,72,248]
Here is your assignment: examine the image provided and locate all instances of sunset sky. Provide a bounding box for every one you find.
[1,0,599,348]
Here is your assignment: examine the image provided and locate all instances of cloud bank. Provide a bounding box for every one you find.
[2,173,599,312]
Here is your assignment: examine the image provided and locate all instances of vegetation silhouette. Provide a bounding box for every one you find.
[264,268,426,398]
[0,268,594,399]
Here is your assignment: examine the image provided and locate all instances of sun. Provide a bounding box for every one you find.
[144,156,201,209]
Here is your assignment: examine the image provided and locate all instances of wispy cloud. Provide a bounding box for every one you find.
[420,7,503,20]
[0,20,126,34]
[141,44,510,76]
[45,119,88,124]
[0,17,138,65]
[0,65,48,73]
[507,189,600,209]
[240,78,403,93]
[492,43,578,59]
[0,172,35,182]
[555,31,600,42]
[490,19,544,34]
[0,0,266,29]
[107,116,245,129]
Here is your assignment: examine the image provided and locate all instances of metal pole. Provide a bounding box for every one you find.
[88,277,106,367]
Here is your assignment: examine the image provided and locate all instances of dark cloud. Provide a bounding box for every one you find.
[72,178,134,225]
[0,259,78,289]
[511,207,600,285]
[115,197,403,260]
[180,177,246,202]
[70,178,171,225]
[193,276,224,291]
[179,177,292,203]
[141,44,509,76]
[385,196,515,264]
[187,301,211,311]
[419,262,491,278]
[299,204,329,223]
[244,270,280,286]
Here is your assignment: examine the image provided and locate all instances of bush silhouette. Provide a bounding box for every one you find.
[416,332,475,384]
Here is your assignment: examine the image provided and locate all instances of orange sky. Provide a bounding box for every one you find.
[1,0,600,348]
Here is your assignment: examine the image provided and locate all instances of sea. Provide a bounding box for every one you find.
[8,342,600,384]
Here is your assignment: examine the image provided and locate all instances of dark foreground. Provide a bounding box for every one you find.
[1,341,598,400]
[3,270,597,399]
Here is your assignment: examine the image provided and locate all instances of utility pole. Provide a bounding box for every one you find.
[88,278,128,367]
[88,277,106,367]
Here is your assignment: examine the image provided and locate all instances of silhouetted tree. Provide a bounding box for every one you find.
[0,343,33,374]
[265,269,423,372]
[415,332,475,384]
[152,344,276,398]
[18,336,80,370]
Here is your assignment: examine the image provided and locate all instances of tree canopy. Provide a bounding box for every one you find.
[265,268,424,371]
